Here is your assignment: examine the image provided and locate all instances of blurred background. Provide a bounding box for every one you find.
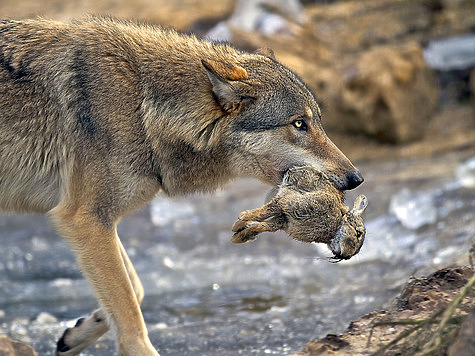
[0,0,474,355]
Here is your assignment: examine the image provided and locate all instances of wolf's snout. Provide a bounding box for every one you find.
[345,171,364,190]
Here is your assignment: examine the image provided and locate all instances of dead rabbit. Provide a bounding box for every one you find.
[232,166,368,260]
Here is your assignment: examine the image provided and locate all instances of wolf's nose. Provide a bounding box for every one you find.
[346,171,364,190]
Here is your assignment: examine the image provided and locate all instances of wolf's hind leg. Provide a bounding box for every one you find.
[56,238,147,355]
[57,308,108,355]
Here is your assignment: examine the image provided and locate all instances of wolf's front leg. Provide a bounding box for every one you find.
[51,205,158,356]
[56,239,146,355]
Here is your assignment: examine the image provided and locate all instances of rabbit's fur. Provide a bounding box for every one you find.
[232,166,368,260]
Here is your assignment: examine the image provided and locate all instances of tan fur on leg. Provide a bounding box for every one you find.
[51,204,157,356]
[57,239,146,355]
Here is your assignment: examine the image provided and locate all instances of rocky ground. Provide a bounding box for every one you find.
[0,0,474,355]
[292,266,475,356]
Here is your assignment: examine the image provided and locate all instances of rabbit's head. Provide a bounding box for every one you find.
[328,195,367,260]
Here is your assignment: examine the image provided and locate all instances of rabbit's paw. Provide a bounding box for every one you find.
[231,221,261,243]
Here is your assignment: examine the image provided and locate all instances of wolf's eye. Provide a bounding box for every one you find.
[292,119,308,131]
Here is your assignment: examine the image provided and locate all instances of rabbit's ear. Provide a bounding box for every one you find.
[352,195,368,216]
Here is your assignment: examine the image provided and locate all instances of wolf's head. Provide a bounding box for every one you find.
[202,49,363,191]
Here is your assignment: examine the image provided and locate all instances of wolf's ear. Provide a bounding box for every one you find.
[351,195,368,217]
[255,47,276,60]
[201,59,250,112]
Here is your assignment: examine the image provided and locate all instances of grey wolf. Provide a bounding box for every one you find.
[0,16,363,355]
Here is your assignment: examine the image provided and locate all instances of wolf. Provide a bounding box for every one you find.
[0,17,363,355]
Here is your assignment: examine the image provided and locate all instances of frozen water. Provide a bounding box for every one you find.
[423,34,475,70]
[389,188,437,230]
[206,0,305,39]
[257,13,291,36]
[456,157,475,189]
[150,196,196,227]
[1,153,474,355]
[338,215,418,264]
[33,312,57,325]
[229,0,305,31]
[205,21,231,42]
[432,246,462,265]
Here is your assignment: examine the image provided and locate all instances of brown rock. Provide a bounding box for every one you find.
[292,334,349,356]
[0,335,37,356]
[334,43,439,143]
[292,267,475,356]
[470,68,475,101]
[448,307,475,356]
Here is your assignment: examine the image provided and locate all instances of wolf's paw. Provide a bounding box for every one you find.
[231,221,261,243]
[57,309,108,355]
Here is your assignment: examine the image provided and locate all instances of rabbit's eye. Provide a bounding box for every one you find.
[356,230,363,239]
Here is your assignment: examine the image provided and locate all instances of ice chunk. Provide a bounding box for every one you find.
[206,21,231,42]
[33,312,57,324]
[432,246,460,265]
[423,34,475,71]
[229,0,305,32]
[354,215,417,262]
[206,0,305,39]
[389,188,437,230]
[456,157,475,189]
[150,197,196,227]
[257,13,291,36]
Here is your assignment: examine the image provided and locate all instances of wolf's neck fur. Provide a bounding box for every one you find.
[133,35,243,195]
